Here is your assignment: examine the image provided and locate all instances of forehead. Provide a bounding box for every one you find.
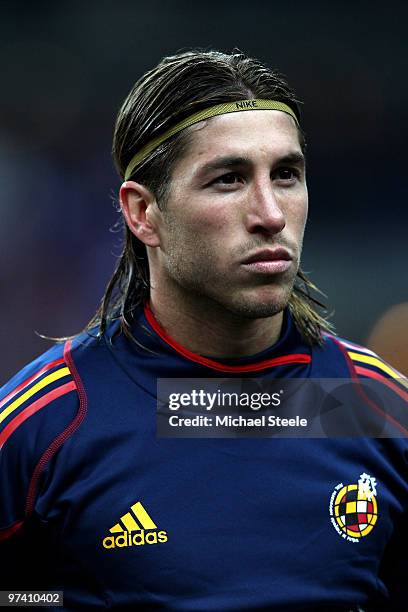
[180,110,302,171]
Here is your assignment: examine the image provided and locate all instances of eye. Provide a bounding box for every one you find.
[274,167,300,182]
[212,172,243,186]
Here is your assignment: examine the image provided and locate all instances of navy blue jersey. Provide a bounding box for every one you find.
[1,306,407,610]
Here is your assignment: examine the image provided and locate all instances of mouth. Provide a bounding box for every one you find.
[241,247,293,274]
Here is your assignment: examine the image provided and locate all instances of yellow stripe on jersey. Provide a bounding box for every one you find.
[131,502,158,530]
[347,352,408,390]
[120,512,141,532]
[0,367,71,425]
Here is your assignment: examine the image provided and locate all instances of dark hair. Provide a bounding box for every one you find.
[87,49,333,345]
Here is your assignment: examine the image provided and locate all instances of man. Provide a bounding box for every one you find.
[1,50,407,610]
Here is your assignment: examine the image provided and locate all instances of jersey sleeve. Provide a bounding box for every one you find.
[0,342,80,540]
[335,337,408,437]
[335,338,408,609]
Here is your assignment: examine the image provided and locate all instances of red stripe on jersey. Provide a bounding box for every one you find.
[0,381,77,450]
[0,358,66,410]
[144,304,311,373]
[25,340,88,516]
[354,366,408,403]
[333,337,408,436]
[0,520,24,541]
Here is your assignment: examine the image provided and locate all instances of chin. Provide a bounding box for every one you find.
[223,287,293,320]
[228,302,285,320]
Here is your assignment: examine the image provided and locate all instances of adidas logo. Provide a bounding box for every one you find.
[102,501,168,549]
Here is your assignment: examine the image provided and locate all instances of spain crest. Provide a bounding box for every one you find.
[329,473,378,543]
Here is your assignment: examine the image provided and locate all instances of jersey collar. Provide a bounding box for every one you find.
[142,302,311,374]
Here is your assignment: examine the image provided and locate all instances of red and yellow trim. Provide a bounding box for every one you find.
[333,337,408,436]
[346,350,408,401]
[347,351,407,385]
[0,358,78,451]
[0,367,71,426]
[0,381,77,450]
[0,341,88,540]
[0,358,65,412]
[353,365,408,404]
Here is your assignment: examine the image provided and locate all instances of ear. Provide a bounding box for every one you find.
[119,181,161,247]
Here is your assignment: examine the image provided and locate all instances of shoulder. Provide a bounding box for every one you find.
[0,342,81,447]
[334,335,407,393]
[0,341,84,539]
[312,331,407,395]
[313,333,408,440]
[332,336,408,435]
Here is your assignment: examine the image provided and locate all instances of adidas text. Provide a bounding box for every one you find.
[103,529,168,549]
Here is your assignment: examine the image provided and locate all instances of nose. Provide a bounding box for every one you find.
[244,177,286,235]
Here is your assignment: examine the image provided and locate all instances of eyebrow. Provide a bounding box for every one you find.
[195,152,305,177]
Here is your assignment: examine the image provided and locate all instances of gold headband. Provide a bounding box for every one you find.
[124,99,299,180]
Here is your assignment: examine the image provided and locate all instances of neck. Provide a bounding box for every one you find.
[148,290,284,359]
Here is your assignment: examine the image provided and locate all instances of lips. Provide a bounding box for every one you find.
[242,247,292,265]
[241,247,293,274]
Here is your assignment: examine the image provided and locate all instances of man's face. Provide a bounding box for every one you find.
[152,110,308,319]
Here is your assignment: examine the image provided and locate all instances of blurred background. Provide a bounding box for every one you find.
[1,0,407,383]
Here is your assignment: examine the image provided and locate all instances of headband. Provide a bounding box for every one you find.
[124,99,299,180]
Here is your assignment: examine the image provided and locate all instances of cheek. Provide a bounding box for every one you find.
[298,203,308,230]
[184,207,234,240]
[163,210,229,266]
[288,191,308,231]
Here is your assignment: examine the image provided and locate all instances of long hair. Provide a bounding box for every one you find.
[86,49,333,345]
